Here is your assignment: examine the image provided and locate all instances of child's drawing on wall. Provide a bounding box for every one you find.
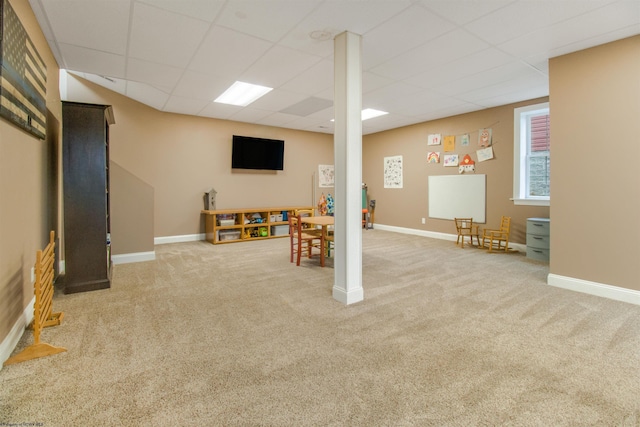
[443,135,455,152]
[478,128,492,147]
[443,154,459,167]
[459,134,470,147]
[427,151,440,163]
[427,134,441,146]
[459,154,475,174]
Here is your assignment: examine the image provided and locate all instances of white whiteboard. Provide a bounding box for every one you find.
[428,174,486,223]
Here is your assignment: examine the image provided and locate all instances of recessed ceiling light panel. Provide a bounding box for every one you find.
[361,108,388,121]
[214,81,273,106]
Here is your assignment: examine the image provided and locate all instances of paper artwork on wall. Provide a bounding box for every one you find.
[427,151,440,163]
[477,146,494,162]
[443,154,459,167]
[443,135,455,152]
[458,154,475,174]
[318,164,334,187]
[427,133,441,146]
[459,134,470,147]
[478,128,492,147]
[384,155,403,188]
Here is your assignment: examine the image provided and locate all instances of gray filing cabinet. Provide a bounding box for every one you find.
[526,218,550,262]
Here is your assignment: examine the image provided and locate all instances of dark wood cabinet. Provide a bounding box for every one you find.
[62,101,115,294]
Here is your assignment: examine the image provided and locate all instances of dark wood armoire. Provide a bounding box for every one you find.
[62,101,115,294]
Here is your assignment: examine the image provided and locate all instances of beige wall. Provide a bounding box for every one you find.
[63,75,335,243]
[549,35,640,292]
[363,100,551,243]
[110,161,154,255]
[0,0,61,346]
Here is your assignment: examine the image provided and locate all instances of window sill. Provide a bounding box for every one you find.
[511,198,550,207]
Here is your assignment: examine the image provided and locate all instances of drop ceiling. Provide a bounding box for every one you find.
[29,0,640,135]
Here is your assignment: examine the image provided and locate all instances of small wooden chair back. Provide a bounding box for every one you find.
[454,218,479,247]
[482,216,511,252]
[498,216,511,233]
[294,209,319,233]
[288,213,324,266]
[454,218,473,233]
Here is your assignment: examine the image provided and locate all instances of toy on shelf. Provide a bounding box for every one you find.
[326,193,334,216]
[317,193,327,216]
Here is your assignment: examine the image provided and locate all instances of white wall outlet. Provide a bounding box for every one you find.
[421,217,426,224]
[30,267,35,283]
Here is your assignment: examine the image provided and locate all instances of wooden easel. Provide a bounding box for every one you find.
[4,231,66,365]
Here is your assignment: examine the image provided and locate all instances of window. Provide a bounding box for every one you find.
[513,102,550,206]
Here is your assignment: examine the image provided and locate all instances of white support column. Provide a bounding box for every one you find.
[332,31,364,305]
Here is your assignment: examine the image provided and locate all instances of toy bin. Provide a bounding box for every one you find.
[217,214,236,226]
[218,230,241,241]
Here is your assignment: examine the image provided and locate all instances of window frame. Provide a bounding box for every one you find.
[513,102,550,206]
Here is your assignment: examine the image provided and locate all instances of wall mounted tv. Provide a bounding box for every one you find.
[232,135,285,171]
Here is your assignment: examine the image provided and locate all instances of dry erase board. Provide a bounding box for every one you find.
[428,174,486,223]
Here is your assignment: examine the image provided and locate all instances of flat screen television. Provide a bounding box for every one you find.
[232,135,285,170]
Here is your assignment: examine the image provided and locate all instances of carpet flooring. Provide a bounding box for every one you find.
[1,230,639,426]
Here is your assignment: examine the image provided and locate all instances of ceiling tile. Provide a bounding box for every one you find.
[249,89,308,112]
[499,1,640,59]
[188,25,272,77]
[59,43,126,78]
[465,0,619,45]
[172,70,234,100]
[458,72,548,104]
[404,48,517,89]
[125,81,171,110]
[129,2,210,68]
[229,107,273,123]
[433,62,543,97]
[240,45,323,88]
[362,3,456,69]
[68,71,127,96]
[216,0,318,42]
[279,60,334,95]
[164,95,210,115]
[137,0,225,22]
[279,97,333,116]
[370,29,490,80]
[365,82,426,108]
[256,112,301,127]
[197,101,242,120]
[126,58,183,91]
[39,0,130,55]
[418,0,516,25]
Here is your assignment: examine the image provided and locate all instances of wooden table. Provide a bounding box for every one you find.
[300,216,334,267]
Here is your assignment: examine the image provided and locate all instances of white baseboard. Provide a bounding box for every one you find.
[154,233,205,245]
[548,273,640,306]
[372,223,527,252]
[0,297,35,370]
[112,251,156,265]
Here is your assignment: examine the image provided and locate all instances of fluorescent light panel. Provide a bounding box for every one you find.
[214,81,273,106]
[361,108,388,120]
[330,108,389,122]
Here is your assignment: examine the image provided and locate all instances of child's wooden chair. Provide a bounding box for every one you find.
[454,218,480,248]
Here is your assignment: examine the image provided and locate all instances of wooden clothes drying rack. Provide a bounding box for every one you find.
[4,231,66,366]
